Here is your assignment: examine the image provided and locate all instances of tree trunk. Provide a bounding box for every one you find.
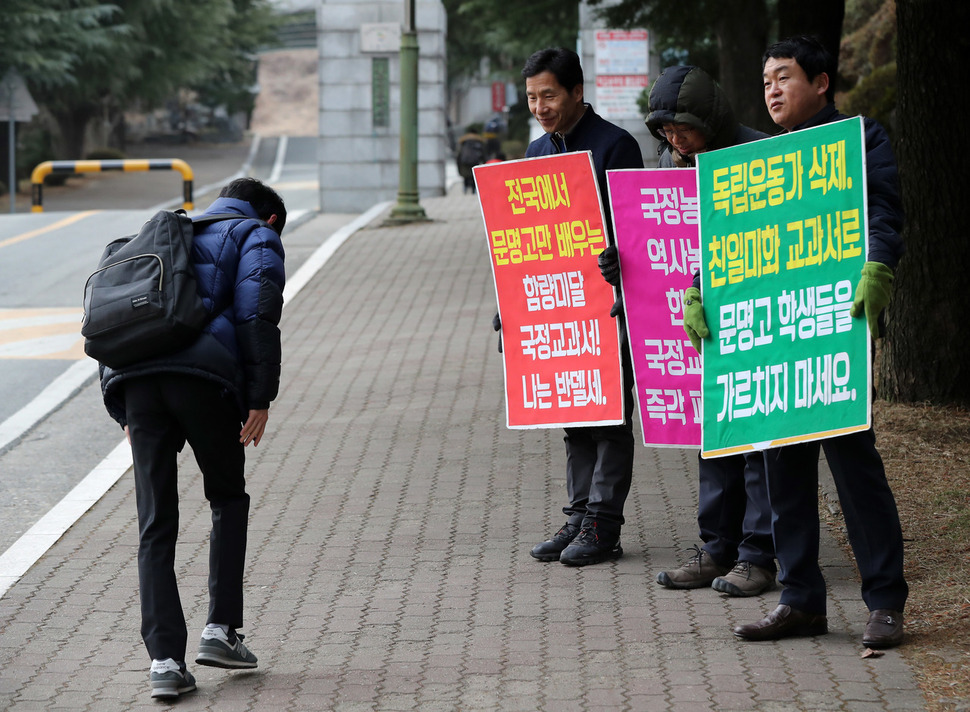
[0,123,12,195]
[49,105,95,160]
[777,0,845,82]
[881,0,970,405]
[715,0,771,133]
[108,106,127,153]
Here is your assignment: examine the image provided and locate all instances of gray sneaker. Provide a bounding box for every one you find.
[656,545,731,589]
[195,628,258,669]
[150,659,196,699]
[712,561,776,597]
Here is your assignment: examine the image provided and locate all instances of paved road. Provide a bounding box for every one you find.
[0,135,349,553]
[0,187,925,711]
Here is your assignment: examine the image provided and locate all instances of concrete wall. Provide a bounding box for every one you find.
[451,84,494,132]
[318,0,447,212]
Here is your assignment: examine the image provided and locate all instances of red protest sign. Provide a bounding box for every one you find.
[474,152,624,428]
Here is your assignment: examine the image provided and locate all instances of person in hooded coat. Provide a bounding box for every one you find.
[640,66,778,597]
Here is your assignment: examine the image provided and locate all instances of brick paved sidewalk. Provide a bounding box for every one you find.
[0,190,924,711]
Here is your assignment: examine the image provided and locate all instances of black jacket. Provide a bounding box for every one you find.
[792,104,905,269]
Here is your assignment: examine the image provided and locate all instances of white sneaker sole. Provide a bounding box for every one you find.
[150,680,196,698]
[195,648,258,669]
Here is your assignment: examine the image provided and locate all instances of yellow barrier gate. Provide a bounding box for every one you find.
[30,158,195,213]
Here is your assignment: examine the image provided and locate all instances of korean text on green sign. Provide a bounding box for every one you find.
[696,118,871,457]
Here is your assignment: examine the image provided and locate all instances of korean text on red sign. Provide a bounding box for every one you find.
[475,152,623,429]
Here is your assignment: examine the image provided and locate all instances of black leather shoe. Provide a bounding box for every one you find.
[530,523,580,561]
[733,604,828,641]
[559,524,622,566]
[863,609,903,649]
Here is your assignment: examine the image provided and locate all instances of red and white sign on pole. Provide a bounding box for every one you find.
[491,81,505,113]
[474,152,624,429]
[594,29,649,121]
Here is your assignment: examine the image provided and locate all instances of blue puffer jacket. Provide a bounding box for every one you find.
[100,197,286,426]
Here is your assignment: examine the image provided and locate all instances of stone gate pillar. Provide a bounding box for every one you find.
[317,0,447,212]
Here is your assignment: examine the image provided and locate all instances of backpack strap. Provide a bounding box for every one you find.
[190,212,271,231]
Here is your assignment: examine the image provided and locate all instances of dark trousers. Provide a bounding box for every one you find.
[562,348,635,536]
[697,451,774,571]
[764,427,907,615]
[125,374,249,662]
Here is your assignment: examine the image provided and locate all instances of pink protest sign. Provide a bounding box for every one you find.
[607,168,702,447]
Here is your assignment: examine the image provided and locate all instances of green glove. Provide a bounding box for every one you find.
[849,261,894,339]
[682,287,709,354]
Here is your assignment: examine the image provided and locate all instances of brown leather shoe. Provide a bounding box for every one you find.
[863,609,904,649]
[733,604,828,641]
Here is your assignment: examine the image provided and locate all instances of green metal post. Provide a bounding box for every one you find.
[386,0,429,224]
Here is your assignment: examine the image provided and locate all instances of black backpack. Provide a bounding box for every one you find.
[458,137,485,166]
[81,210,258,369]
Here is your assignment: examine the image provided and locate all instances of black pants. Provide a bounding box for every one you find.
[697,451,774,571]
[561,348,636,537]
[764,427,907,615]
[125,374,249,662]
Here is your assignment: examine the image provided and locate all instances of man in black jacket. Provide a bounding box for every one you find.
[516,47,644,566]
[732,35,908,649]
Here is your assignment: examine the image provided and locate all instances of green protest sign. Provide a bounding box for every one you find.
[696,118,870,457]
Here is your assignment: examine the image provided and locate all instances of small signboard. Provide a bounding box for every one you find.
[0,69,38,123]
[593,29,649,121]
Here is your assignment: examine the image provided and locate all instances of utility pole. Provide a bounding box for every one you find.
[1,68,38,214]
[385,0,430,224]
[6,80,14,215]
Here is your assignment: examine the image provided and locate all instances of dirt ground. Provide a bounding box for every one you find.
[251,48,319,137]
[832,399,970,710]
